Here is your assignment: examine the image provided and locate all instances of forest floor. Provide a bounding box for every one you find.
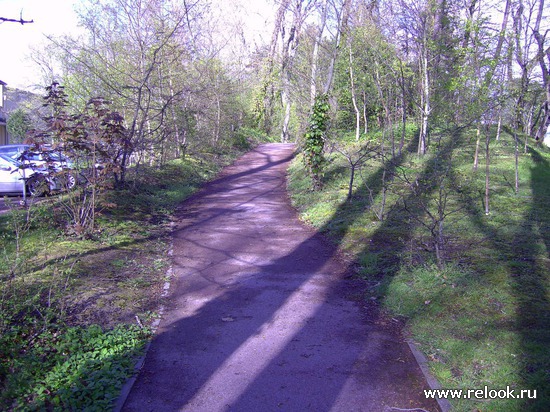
[120,143,440,411]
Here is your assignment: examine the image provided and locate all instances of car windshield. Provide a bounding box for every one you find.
[19,152,42,161]
[1,145,72,165]
[0,153,21,166]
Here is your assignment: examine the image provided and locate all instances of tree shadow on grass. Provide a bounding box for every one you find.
[300,131,549,410]
[436,146,549,410]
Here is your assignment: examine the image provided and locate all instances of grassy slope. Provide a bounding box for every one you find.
[287,129,549,411]
[0,146,247,410]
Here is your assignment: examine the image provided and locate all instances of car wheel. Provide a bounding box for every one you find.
[27,176,49,197]
[65,172,77,189]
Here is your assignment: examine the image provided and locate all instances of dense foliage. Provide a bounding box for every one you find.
[1,324,148,411]
[6,109,32,143]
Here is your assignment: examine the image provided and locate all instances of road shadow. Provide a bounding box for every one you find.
[121,143,439,411]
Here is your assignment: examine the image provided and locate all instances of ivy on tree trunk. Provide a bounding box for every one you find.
[303,94,330,190]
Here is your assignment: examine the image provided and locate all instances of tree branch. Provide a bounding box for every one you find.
[0,16,34,25]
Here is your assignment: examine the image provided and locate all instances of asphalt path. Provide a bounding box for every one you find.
[121,143,440,412]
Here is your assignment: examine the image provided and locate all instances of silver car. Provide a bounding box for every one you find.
[0,154,55,196]
[0,144,76,191]
[0,144,73,170]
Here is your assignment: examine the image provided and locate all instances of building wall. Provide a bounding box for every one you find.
[0,124,7,145]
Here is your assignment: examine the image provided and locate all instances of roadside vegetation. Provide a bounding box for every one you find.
[288,125,550,411]
[0,138,260,410]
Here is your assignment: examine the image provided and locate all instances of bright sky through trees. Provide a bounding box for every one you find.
[0,0,81,90]
[0,0,273,91]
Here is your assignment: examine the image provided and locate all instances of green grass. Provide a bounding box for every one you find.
[0,143,248,410]
[288,127,550,411]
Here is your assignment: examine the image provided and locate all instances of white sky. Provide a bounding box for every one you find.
[0,0,274,92]
[0,0,81,91]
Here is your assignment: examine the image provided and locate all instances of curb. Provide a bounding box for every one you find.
[113,236,175,412]
[407,340,452,412]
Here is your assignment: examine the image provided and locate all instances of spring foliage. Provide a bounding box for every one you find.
[303,94,330,189]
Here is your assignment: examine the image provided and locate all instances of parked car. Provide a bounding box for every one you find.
[0,154,54,196]
[0,144,73,169]
[0,144,76,190]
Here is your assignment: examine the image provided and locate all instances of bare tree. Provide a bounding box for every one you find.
[333,140,377,202]
[279,0,309,142]
[44,0,215,181]
[532,0,550,144]
[310,0,328,107]
[322,0,350,95]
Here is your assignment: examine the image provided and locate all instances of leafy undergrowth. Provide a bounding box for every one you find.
[288,127,549,411]
[0,145,248,410]
[1,325,148,411]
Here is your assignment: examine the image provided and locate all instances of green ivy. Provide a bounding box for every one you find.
[303,94,330,190]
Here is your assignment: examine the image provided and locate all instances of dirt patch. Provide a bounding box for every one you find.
[59,236,171,329]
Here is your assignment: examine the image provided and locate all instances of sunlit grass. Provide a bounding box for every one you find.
[287,127,550,411]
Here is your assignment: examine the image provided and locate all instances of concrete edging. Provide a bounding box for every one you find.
[407,340,452,412]
[113,236,175,412]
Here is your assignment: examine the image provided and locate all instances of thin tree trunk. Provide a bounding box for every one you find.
[398,61,407,155]
[281,94,292,143]
[496,114,502,141]
[348,44,361,141]
[473,125,480,171]
[310,0,327,107]
[323,0,349,95]
[347,164,355,202]
[214,94,221,143]
[514,131,520,193]
[418,38,429,155]
[485,128,490,215]
[363,90,368,135]
[280,1,305,142]
[168,76,182,154]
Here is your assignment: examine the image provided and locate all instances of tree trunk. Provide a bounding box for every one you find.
[264,0,291,136]
[363,91,369,135]
[214,94,221,143]
[473,125,481,171]
[418,37,430,155]
[348,44,361,141]
[535,11,550,144]
[347,164,355,202]
[485,130,491,215]
[280,1,305,142]
[514,131,520,193]
[281,91,292,143]
[323,0,349,95]
[485,128,490,215]
[310,0,327,107]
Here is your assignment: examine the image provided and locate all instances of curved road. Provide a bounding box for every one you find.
[121,144,439,412]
